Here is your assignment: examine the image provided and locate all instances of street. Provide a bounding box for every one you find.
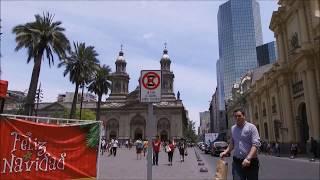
[98,147,214,180]
[197,148,320,180]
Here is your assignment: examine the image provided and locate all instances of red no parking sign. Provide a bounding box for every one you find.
[140,70,161,103]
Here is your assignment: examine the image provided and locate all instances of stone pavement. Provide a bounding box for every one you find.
[98,147,215,180]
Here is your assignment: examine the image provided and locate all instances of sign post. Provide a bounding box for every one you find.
[140,70,161,180]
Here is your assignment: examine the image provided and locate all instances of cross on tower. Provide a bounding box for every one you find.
[120,44,123,51]
[164,42,167,49]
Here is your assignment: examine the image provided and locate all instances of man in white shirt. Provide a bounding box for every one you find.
[112,139,118,157]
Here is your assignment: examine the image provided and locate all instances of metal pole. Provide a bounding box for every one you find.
[147,103,153,180]
[96,121,103,179]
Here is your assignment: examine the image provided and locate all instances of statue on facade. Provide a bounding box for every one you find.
[177,91,180,100]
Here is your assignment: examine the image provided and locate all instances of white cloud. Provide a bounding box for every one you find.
[143,33,154,40]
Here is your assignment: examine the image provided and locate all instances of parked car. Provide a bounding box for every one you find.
[211,141,229,157]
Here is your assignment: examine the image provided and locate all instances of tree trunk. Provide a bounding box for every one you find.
[96,94,102,121]
[24,53,43,116]
[69,83,79,119]
[79,84,84,120]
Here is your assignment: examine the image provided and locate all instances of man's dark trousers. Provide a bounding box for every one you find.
[153,152,159,165]
[232,157,259,180]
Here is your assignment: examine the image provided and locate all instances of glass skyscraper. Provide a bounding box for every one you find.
[217,0,263,100]
[256,41,277,67]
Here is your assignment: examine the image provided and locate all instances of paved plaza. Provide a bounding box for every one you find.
[98,147,214,180]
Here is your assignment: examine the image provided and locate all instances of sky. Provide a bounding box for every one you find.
[1,0,278,129]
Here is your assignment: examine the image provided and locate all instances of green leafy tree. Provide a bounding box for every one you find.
[184,119,198,143]
[88,64,112,121]
[12,12,70,115]
[52,108,96,120]
[58,42,99,119]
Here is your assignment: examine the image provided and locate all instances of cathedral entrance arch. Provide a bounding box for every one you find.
[134,128,143,140]
[157,118,170,140]
[130,114,146,140]
[298,103,309,153]
[160,130,168,142]
[110,131,117,139]
[106,119,119,140]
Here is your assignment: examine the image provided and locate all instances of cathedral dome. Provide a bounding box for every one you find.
[161,48,170,61]
[116,50,125,62]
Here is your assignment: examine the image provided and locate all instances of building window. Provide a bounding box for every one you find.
[272,97,277,113]
[255,106,258,119]
[256,125,260,134]
[264,122,269,139]
[262,102,267,117]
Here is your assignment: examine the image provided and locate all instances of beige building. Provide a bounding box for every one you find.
[100,48,188,142]
[227,0,320,153]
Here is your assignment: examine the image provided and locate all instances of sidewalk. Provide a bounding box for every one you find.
[98,147,214,180]
[259,154,320,163]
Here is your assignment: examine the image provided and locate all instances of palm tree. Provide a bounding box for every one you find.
[59,42,99,119]
[12,12,70,115]
[88,65,112,121]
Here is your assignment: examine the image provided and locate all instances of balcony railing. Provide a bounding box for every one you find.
[292,81,304,94]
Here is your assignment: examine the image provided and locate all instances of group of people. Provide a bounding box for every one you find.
[134,136,188,166]
[101,138,119,157]
[260,141,280,156]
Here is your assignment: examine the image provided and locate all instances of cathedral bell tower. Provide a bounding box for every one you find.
[160,44,176,101]
[107,45,130,102]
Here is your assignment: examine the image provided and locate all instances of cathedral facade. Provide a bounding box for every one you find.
[100,47,188,142]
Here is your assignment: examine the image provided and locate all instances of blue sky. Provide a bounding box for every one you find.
[1,0,278,128]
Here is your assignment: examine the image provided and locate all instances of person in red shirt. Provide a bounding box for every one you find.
[152,135,161,165]
[167,140,175,166]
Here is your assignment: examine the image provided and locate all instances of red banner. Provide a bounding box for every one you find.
[0,117,98,179]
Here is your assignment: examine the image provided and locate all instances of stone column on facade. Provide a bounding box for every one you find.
[276,80,285,142]
[281,82,296,142]
[276,32,286,64]
[266,85,275,142]
[124,114,130,140]
[301,71,313,139]
[282,26,290,63]
[297,1,310,46]
[304,70,320,140]
[257,96,265,140]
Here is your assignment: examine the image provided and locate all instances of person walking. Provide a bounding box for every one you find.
[220,109,261,180]
[136,139,143,160]
[101,138,106,155]
[275,142,280,157]
[143,139,148,157]
[290,143,298,159]
[310,137,318,161]
[167,140,175,166]
[112,139,118,157]
[152,135,161,166]
[178,139,186,162]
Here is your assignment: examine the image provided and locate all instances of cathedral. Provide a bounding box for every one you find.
[100,47,188,142]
